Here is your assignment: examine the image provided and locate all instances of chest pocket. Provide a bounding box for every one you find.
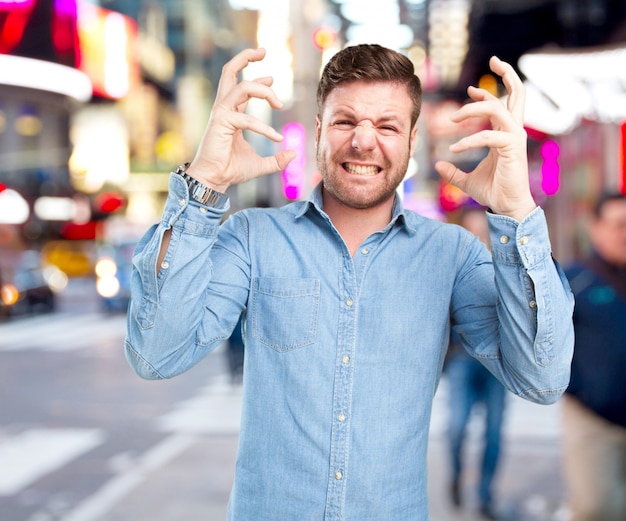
[251,277,320,352]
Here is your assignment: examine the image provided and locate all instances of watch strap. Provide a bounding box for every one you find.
[174,163,228,209]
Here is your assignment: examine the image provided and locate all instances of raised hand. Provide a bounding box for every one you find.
[434,56,536,222]
[185,48,296,192]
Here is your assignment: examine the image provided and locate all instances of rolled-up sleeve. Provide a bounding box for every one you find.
[486,207,575,403]
[125,173,231,379]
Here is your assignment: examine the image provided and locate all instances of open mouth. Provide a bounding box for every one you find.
[342,163,381,176]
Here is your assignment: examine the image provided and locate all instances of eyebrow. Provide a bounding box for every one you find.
[329,108,405,126]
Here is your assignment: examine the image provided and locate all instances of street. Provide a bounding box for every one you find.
[0,278,569,521]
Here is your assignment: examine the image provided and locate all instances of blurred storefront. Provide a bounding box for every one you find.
[0,0,179,274]
[518,46,626,263]
[2,0,626,270]
[0,0,91,250]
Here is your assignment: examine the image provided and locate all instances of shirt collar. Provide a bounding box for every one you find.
[295,182,415,234]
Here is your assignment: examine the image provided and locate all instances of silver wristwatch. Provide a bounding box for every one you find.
[174,163,228,209]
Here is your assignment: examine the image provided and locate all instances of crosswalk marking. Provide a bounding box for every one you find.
[0,313,127,352]
[59,434,197,521]
[0,428,105,495]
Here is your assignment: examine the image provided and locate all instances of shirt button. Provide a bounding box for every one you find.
[178,198,186,206]
[161,261,169,269]
[361,248,369,255]
[338,412,346,422]
[519,235,531,245]
[334,470,343,480]
[199,207,208,214]
[346,298,353,307]
[529,300,537,308]
[499,235,509,244]
[342,355,350,365]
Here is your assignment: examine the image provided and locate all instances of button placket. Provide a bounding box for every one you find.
[325,254,358,517]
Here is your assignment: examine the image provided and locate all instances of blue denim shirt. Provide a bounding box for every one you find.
[125,173,574,521]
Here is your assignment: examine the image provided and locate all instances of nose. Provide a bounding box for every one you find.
[352,122,376,151]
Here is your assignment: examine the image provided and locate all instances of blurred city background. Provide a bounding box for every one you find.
[0,0,625,520]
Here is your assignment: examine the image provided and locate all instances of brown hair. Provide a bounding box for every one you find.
[316,44,423,128]
[593,192,626,219]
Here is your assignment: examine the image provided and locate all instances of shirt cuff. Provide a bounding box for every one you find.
[161,172,229,236]
[487,206,553,269]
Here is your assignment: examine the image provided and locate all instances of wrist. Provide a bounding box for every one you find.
[499,202,537,222]
[174,163,229,209]
[185,161,230,194]
[490,195,537,222]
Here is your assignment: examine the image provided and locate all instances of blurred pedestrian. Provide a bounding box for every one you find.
[562,192,626,521]
[126,45,574,520]
[445,207,507,520]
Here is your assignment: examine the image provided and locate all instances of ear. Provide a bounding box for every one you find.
[315,114,321,148]
[409,123,419,156]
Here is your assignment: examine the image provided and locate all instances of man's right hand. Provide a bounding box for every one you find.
[185,48,297,193]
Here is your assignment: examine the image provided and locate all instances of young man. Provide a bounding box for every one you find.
[125,45,574,520]
[562,192,626,521]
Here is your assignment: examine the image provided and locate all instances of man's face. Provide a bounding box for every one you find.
[315,81,418,210]
[591,198,626,267]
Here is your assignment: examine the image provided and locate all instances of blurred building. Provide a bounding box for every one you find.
[2,0,626,266]
[102,0,329,213]
[0,0,91,246]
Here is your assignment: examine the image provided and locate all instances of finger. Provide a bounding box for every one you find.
[252,76,274,88]
[251,150,297,178]
[448,129,515,153]
[466,84,498,103]
[489,56,525,123]
[249,77,284,109]
[232,76,280,113]
[451,99,511,134]
[226,111,285,142]
[270,149,297,173]
[434,160,468,189]
[223,79,284,114]
[216,48,267,99]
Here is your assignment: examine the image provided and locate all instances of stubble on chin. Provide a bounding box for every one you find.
[317,154,407,210]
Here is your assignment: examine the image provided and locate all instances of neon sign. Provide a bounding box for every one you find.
[0,0,79,67]
[541,139,560,196]
[281,122,306,200]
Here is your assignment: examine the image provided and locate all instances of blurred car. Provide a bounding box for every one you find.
[94,242,135,312]
[41,240,95,277]
[0,250,64,318]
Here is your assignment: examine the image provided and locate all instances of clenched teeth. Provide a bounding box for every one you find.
[343,163,380,176]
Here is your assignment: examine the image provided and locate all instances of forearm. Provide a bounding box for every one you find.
[125,174,230,379]
[488,207,575,403]
[156,228,172,274]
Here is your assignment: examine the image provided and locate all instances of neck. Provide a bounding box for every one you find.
[322,188,396,256]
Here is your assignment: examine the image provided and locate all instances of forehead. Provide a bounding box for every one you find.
[322,80,413,120]
[600,199,626,221]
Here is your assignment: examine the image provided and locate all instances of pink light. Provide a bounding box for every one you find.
[541,139,559,160]
[540,139,560,196]
[54,0,76,15]
[282,122,306,200]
